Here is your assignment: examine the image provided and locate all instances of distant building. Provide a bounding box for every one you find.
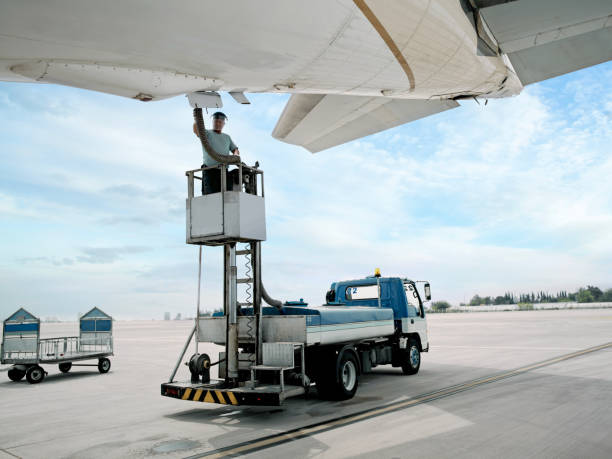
[174,313,182,321]
[164,312,171,321]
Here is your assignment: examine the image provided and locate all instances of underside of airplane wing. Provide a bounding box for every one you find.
[272,94,459,153]
[475,0,612,85]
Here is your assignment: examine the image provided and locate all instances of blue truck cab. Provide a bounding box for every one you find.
[325,274,430,354]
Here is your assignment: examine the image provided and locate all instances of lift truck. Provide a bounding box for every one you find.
[161,98,431,405]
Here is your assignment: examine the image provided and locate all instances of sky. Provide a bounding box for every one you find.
[1,62,611,320]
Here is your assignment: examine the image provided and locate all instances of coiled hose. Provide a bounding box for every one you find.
[243,244,253,306]
[193,107,241,165]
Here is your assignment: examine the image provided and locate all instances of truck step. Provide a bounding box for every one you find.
[236,250,252,255]
[237,278,253,284]
[238,302,253,307]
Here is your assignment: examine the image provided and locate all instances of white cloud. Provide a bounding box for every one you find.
[0,64,611,318]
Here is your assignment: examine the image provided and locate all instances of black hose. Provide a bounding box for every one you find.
[193,107,241,165]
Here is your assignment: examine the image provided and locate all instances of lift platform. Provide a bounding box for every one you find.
[162,158,313,405]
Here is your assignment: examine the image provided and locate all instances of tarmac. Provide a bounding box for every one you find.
[1,309,611,458]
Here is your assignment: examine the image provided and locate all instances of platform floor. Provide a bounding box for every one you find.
[1,309,611,458]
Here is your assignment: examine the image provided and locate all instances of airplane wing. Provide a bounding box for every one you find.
[1,1,610,153]
[273,0,611,152]
[475,0,612,85]
[272,94,459,153]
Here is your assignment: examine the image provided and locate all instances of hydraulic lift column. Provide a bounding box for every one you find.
[224,244,239,383]
[251,241,263,364]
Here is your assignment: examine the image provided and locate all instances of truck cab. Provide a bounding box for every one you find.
[326,275,430,353]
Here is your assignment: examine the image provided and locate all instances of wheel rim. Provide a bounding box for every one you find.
[410,346,420,368]
[341,360,356,391]
[31,368,43,380]
[102,360,110,371]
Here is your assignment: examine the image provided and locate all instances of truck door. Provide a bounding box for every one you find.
[403,283,428,350]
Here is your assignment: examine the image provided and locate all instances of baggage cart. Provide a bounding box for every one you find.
[1,307,113,384]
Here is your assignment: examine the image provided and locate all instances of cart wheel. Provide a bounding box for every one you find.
[98,358,111,374]
[7,368,25,382]
[59,362,72,373]
[25,365,45,384]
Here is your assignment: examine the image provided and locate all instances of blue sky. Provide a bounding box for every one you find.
[1,62,611,319]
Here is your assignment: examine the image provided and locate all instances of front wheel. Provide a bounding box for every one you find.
[98,358,111,374]
[8,368,25,382]
[26,365,45,384]
[401,340,421,375]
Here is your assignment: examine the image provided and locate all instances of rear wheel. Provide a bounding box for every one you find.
[59,362,72,373]
[26,365,45,384]
[401,339,421,375]
[7,368,25,382]
[316,348,360,400]
[98,358,111,373]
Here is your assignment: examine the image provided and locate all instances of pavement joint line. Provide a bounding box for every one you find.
[185,341,612,459]
[0,448,22,458]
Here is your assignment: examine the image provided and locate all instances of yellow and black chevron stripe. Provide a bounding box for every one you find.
[180,388,240,405]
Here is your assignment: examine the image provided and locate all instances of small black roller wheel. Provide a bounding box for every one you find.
[8,368,25,382]
[26,365,45,384]
[98,358,111,374]
[59,362,72,373]
[401,339,421,375]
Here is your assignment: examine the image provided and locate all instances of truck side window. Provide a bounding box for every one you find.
[404,283,421,317]
[346,285,379,300]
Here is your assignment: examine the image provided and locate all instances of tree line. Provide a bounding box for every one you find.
[466,285,612,306]
[430,285,612,312]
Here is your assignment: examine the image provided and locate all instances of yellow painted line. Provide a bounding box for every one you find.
[181,388,192,400]
[193,342,612,459]
[226,392,239,406]
[215,391,227,404]
[193,389,203,402]
[353,0,416,90]
[203,391,215,403]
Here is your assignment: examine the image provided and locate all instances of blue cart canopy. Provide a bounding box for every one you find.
[3,308,39,336]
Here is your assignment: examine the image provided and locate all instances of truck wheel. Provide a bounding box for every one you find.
[8,368,25,382]
[59,362,72,373]
[317,349,359,400]
[98,358,111,373]
[401,340,421,375]
[26,365,45,384]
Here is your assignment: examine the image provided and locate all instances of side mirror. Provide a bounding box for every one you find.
[424,282,431,301]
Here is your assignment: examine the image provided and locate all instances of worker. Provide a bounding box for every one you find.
[193,111,241,194]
